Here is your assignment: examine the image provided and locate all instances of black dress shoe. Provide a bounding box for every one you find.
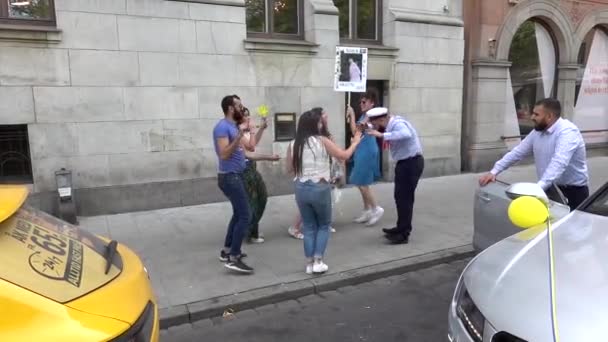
[382,227,400,235]
[385,233,409,244]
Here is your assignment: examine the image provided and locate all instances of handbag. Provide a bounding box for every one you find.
[330,157,345,187]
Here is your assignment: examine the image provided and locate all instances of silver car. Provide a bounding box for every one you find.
[448,180,608,341]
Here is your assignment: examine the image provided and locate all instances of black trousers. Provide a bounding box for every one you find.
[394,155,424,235]
[557,184,590,211]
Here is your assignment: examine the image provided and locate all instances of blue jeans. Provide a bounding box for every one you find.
[295,180,332,259]
[218,173,251,257]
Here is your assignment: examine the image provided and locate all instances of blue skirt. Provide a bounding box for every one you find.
[348,134,380,186]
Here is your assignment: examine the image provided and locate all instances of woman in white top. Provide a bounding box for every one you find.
[287,108,362,275]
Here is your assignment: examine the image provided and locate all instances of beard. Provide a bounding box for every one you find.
[378,125,386,133]
[534,121,548,131]
[233,109,245,124]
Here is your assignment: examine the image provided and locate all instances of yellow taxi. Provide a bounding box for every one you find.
[0,185,160,341]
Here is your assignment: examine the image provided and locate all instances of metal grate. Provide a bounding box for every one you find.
[0,125,33,183]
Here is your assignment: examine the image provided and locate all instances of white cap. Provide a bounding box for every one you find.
[366,107,388,118]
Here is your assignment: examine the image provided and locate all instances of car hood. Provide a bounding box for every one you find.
[464,210,608,341]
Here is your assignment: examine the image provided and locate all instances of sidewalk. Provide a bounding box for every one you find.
[78,156,608,328]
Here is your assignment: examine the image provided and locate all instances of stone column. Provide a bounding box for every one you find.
[302,0,345,146]
[465,59,512,172]
[304,0,339,58]
[556,63,579,119]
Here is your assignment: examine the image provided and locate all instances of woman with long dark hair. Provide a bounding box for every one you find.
[286,108,338,239]
[287,108,362,274]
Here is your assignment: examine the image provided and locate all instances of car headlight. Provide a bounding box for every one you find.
[457,283,485,342]
[111,301,156,342]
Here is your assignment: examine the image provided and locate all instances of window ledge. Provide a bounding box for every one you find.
[167,0,245,7]
[0,24,61,43]
[471,59,512,67]
[338,41,399,58]
[244,38,319,55]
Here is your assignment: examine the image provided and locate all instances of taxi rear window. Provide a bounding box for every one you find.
[0,206,123,303]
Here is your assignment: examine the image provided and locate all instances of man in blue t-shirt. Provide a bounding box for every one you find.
[213,95,253,274]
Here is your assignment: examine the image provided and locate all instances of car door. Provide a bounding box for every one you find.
[473,180,571,251]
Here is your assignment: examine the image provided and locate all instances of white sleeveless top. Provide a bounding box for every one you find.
[292,137,331,183]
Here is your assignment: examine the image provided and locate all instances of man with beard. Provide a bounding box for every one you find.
[213,95,253,274]
[479,98,589,210]
[365,107,424,245]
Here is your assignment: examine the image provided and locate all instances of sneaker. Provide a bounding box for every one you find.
[288,226,304,240]
[306,264,313,275]
[330,226,336,233]
[366,207,385,226]
[312,261,329,274]
[219,250,247,262]
[249,237,265,244]
[354,210,372,223]
[225,258,254,274]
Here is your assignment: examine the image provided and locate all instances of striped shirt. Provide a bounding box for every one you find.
[382,115,423,161]
[490,118,589,190]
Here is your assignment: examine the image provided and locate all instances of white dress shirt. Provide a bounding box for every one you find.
[490,118,589,190]
[382,116,423,161]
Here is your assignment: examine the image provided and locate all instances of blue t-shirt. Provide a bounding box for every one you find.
[213,118,246,173]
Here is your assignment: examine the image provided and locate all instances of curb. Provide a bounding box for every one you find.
[159,244,476,329]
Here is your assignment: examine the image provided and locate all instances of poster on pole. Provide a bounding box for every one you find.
[334,46,368,92]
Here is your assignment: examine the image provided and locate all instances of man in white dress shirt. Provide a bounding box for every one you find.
[479,98,590,210]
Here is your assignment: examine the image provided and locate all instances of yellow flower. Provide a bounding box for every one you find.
[257,105,269,118]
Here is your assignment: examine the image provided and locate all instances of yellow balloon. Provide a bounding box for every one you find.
[508,196,549,229]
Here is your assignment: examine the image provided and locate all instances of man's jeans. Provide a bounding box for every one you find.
[295,180,332,258]
[218,173,251,257]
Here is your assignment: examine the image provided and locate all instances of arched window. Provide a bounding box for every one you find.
[507,20,558,137]
[575,26,608,103]
[573,26,608,143]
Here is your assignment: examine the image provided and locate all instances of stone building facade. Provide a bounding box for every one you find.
[0,0,464,215]
[463,0,608,172]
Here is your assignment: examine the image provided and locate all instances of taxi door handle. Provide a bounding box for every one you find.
[477,193,491,203]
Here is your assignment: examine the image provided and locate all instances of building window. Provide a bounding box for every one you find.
[573,26,608,139]
[508,19,558,137]
[246,0,303,39]
[334,0,382,43]
[575,27,608,103]
[0,0,56,26]
[0,125,33,183]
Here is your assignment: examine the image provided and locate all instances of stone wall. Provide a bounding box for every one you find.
[0,0,464,215]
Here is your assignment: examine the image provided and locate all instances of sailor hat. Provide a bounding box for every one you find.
[366,107,388,118]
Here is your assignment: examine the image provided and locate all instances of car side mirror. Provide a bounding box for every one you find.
[505,182,550,206]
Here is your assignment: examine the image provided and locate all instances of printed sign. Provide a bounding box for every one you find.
[334,46,368,92]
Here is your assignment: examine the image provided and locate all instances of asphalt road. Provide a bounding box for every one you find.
[161,258,469,342]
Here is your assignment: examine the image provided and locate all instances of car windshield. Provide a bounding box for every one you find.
[582,184,608,217]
